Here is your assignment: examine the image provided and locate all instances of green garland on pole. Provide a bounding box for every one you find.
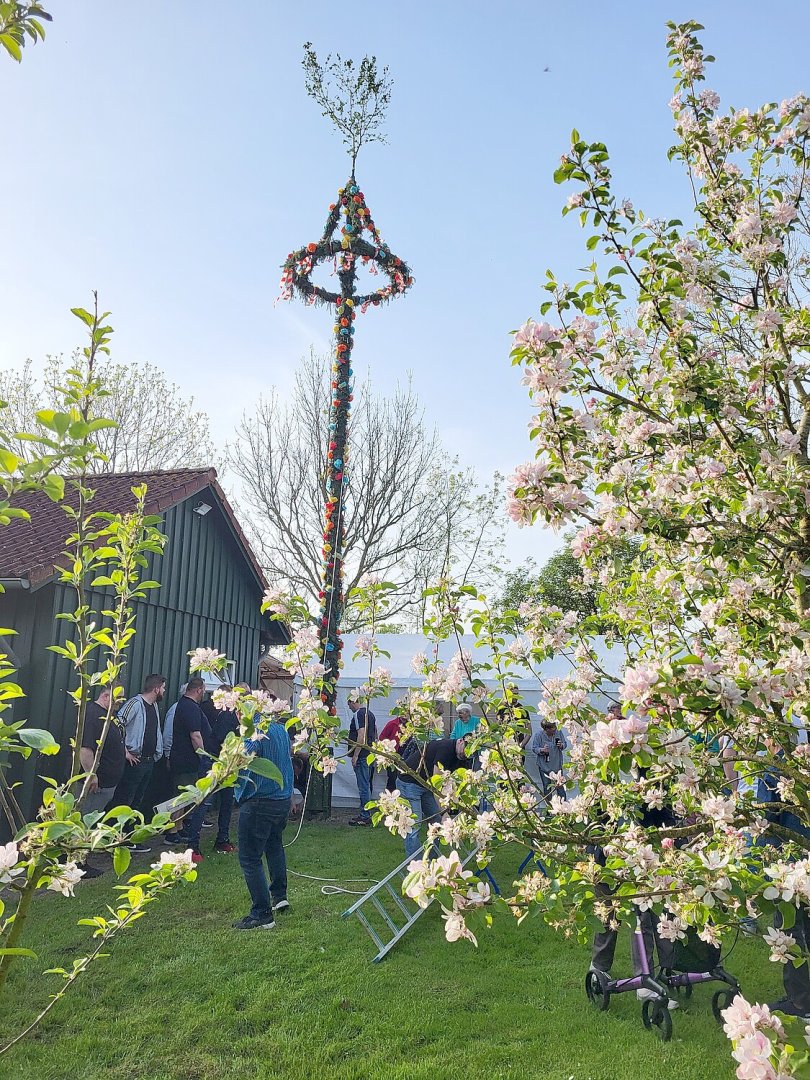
[279,178,412,711]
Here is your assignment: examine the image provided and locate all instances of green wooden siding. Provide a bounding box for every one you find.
[1,487,268,822]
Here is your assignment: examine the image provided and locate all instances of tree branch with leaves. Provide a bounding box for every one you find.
[302,42,392,173]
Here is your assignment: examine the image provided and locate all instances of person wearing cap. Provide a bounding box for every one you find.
[449,703,479,740]
[531,718,569,802]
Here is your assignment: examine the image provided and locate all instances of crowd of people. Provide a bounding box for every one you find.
[342,693,809,1020]
[80,673,294,932]
[78,678,809,1018]
[344,691,572,858]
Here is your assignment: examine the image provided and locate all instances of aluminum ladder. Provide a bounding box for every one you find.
[342,841,484,963]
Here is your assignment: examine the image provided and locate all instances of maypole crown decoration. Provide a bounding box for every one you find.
[279,47,412,712]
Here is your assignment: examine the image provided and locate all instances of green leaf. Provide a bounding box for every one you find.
[18,727,60,755]
[779,903,797,930]
[113,846,131,877]
[0,449,19,473]
[70,307,95,327]
[41,474,65,502]
[247,757,284,785]
[0,35,22,62]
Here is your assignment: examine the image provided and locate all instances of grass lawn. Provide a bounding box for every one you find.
[0,817,773,1080]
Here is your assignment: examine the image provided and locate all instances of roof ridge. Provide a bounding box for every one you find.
[0,467,255,588]
[88,467,217,478]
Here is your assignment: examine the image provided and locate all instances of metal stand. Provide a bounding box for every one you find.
[343,841,483,963]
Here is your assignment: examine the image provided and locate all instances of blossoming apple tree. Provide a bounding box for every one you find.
[351,21,810,1077]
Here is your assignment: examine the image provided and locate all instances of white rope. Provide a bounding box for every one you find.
[288,868,380,897]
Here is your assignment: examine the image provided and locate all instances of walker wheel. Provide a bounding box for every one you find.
[585,969,611,1011]
[642,998,673,1041]
[711,987,738,1024]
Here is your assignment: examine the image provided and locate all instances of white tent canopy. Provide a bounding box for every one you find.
[291,633,624,809]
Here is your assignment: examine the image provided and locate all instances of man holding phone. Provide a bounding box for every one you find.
[531,718,568,802]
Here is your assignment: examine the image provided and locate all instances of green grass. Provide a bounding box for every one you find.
[0,820,772,1080]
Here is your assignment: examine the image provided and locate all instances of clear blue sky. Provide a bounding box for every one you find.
[4,1,810,568]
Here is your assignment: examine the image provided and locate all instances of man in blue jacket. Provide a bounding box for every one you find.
[233,718,294,930]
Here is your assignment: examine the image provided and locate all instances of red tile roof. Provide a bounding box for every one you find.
[0,468,268,591]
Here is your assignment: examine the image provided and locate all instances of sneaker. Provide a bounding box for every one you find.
[214,841,235,854]
[126,844,151,854]
[637,988,679,1010]
[349,818,370,827]
[768,997,810,1019]
[80,864,104,879]
[232,914,276,931]
[191,851,204,864]
[273,899,290,913]
[163,833,189,846]
[201,821,214,829]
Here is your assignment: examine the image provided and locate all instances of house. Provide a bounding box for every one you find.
[0,468,288,818]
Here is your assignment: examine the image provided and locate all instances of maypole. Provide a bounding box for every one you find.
[279,47,413,714]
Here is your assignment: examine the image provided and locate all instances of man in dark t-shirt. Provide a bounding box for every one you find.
[202,688,240,853]
[79,685,126,814]
[168,677,210,861]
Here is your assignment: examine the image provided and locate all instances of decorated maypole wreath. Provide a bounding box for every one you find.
[279,45,413,710]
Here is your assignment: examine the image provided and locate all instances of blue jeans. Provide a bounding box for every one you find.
[237,796,291,918]
[353,759,372,821]
[399,779,441,859]
[539,772,566,802]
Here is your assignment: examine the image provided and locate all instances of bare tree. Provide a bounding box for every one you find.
[0,354,220,473]
[409,469,506,630]
[228,351,504,628]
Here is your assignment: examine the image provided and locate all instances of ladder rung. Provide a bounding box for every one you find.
[384,879,415,921]
[370,893,402,936]
[343,840,486,963]
[355,908,385,951]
